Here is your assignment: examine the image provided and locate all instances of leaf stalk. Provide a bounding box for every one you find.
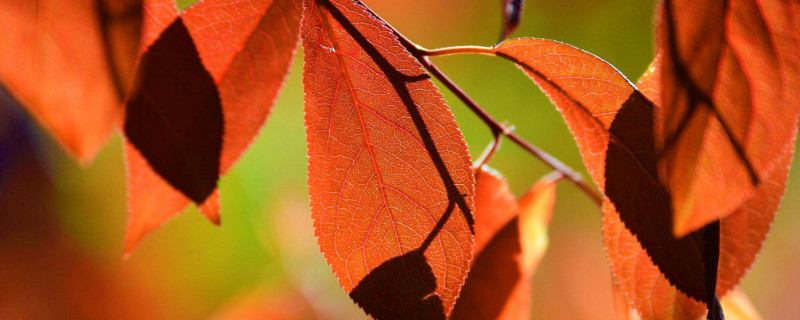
[391,39,604,206]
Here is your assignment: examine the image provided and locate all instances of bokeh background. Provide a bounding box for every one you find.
[1,0,798,319]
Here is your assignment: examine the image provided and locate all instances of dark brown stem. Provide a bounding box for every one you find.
[390,38,603,206]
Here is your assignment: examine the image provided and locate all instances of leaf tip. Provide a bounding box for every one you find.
[121,251,133,262]
[672,211,703,238]
[200,190,222,226]
[121,233,141,260]
[61,136,104,166]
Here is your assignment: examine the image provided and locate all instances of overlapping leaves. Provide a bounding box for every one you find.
[123,0,302,253]
[657,0,800,237]
[450,167,556,320]
[492,31,796,317]
[0,0,797,319]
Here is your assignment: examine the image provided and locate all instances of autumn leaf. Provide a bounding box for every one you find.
[0,0,142,162]
[123,0,302,254]
[302,0,475,318]
[499,0,523,41]
[657,0,800,236]
[451,167,556,320]
[125,16,224,205]
[471,167,518,253]
[715,289,763,320]
[613,281,764,320]
[490,38,714,305]
[602,57,792,320]
[612,279,642,320]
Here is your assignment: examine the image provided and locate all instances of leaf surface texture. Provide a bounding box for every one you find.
[302,0,475,318]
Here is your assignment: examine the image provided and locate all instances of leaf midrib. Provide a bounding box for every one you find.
[316,4,405,259]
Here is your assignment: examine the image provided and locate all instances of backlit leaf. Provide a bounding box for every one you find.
[493,38,716,304]
[451,167,556,320]
[123,0,302,254]
[603,57,791,320]
[715,289,763,320]
[658,0,800,236]
[612,281,764,320]
[302,0,475,318]
[0,0,142,162]
[472,167,517,253]
[125,16,224,206]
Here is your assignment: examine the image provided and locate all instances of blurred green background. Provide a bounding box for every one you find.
[7,0,800,318]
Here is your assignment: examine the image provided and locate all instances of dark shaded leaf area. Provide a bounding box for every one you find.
[450,217,521,320]
[604,91,720,313]
[124,17,223,204]
[349,249,446,320]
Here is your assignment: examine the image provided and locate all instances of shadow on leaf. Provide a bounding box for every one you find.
[124,17,223,204]
[315,0,475,318]
[604,91,720,311]
[349,248,445,320]
[450,217,521,320]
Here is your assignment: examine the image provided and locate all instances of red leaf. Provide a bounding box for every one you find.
[658,0,800,236]
[472,167,518,253]
[496,36,794,316]
[125,16,224,204]
[451,167,556,320]
[302,0,475,318]
[613,283,764,320]
[603,59,791,320]
[493,38,713,302]
[0,0,142,162]
[123,0,302,254]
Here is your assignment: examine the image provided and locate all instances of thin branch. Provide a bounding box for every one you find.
[420,44,760,188]
[392,37,603,206]
[421,45,495,57]
[473,128,505,171]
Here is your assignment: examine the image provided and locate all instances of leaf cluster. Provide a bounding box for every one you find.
[1,0,797,319]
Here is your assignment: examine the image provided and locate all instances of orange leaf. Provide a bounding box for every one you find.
[302,0,475,318]
[472,167,518,253]
[603,59,791,320]
[494,38,716,303]
[0,0,142,162]
[715,289,763,320]
[451,167,556,320]
[658,0,800,236]
[612,282,764,320]
[123,0,302,254]
[125,16,224,205]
